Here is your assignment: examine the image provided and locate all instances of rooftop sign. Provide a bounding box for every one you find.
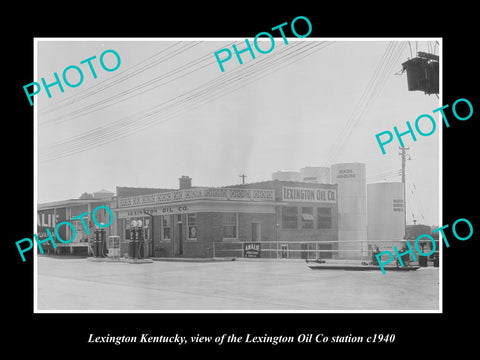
[118,187,275,208]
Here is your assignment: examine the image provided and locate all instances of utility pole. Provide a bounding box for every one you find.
[399,146,410,240]
[239,174,247,184]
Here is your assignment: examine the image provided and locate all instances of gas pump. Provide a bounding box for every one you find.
[137,227,144,259]
[107,236,120,259]
[129,219,148,259]
[129,220,138,259]
[94,227,106,258]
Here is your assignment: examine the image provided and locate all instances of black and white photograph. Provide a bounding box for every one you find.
[34,38,440,312]
[6,6,478,355]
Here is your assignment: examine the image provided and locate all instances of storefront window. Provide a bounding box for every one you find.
[223,213,237,239]
[317,207,332,229]
[73,216,89,242]
[188,213,197,239]
[162,215,172,240]
[125,217,150,240]
[282,207,298,229]
[301,207,314,229]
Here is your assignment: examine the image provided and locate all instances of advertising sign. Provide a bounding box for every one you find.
[243,242,261,258]
[282,187,336,203]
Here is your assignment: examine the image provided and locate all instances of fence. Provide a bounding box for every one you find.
[212,239,438,261]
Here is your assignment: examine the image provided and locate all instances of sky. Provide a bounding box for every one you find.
[35,38,440,226]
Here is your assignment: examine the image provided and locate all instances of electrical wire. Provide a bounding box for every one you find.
[324,42,398,164]
[39,42,200,115]
[366,169,402,182]
[42,42,329,160]
[323,41,407,166]
[39,41,236,127]
[39,41,334,162]
[40,42,310,150]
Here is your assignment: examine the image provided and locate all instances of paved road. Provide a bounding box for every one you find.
[36,256,439,311]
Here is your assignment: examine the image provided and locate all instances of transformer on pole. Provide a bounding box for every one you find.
[401,52,439,95]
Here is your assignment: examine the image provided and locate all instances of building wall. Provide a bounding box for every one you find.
[331,163,367,259]
[116,180,339,259]
[151,212,220,258]
[37,200,117,256]
[367,182,405,241]
[149,212,278,258]
[37,207,66,254]
[274,204,339,259]
[299,166,331,184]
[238,212,276,242]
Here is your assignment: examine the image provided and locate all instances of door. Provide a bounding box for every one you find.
[251,222,261,242]
[174,214,184,256]
[176,223,183,256]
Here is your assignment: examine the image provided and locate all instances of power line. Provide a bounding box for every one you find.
[41,42,312,150]
[366,169,402,182]
[41,42,330,160]
[323,41,407,166]
[39,41,334,162]
[39,42,238,127]
[44,42,331,159]
[39,42,201,116]
[325,42,400,165]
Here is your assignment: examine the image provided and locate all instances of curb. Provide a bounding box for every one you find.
[86,257,153,264]
[152,257,236,263]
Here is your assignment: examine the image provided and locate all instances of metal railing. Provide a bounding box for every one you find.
[212,240,437,261]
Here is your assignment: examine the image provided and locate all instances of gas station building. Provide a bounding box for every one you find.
[114,177,339,259]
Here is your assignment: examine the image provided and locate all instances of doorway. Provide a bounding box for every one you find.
[175,220,184,256]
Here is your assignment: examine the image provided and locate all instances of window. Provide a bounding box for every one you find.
[73,216,89,242]
[162,215,172,240]
[282,207,298,229]
[125,217,150,240]
[317,207,332,229]
[301,207,314,229]
[223,213,237,239]
[188,213,197,239]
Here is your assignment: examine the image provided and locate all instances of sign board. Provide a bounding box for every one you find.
[37,208,66,241]
[243,242,261,258]
[393,199,404,212]
[189,225,197,238]
[118,205,190,218]
[335,168,356,179]
[282,187,336,203]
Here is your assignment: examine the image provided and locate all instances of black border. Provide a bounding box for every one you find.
[6,5,478,354]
